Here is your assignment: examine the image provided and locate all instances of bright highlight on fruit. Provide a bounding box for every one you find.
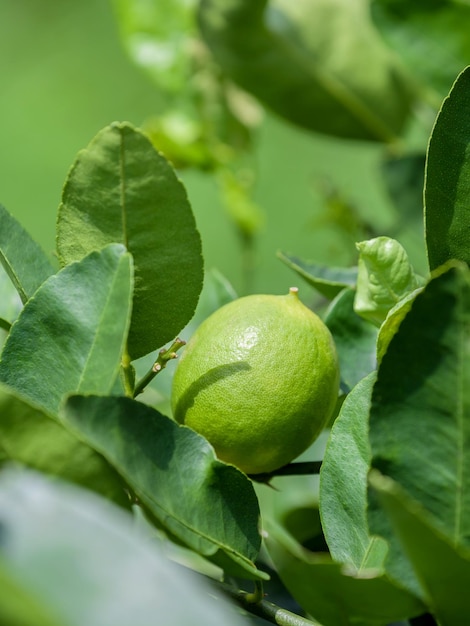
[171,288,340,475]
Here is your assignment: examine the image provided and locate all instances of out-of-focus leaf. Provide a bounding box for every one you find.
[0,266,22,352]
[368,262,470,596]
[0,554,64,626]
[198,0,416,142]
[56,122,203,360]
[425,66,470,271]
[0,204,54,304]
[0,383,129,507]
[0,468,247,626]
[354,236,424,326]
[320,374,388,569]
[265,519,424,626]
[112,0,198,93]
[62,394,267,581]
[371,471,470,626]
[380,153,426,225]
[372,0,470,99]
[0,245,133,416]
[324,290,377,393]
[277,252,358,300]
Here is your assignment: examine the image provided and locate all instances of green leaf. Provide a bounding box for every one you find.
[56,122,203,360]
[371,471,470,626]
[61,394,267,581]
[368,262,470,594]
[112,0,198,93]
[198,0,416,142]
[320,374,387,568]
[0,266,22,352]
[0,383,129,507]
[425,66,470,271]
[277,251,358,300]
[324,290,377,393]
[354,236,424,326]
[0,204,54,304]
[264,519,424,626]
[372,0,470,99]
[376,287,423,364]
[0,468,247,626]
[0,244,133,416]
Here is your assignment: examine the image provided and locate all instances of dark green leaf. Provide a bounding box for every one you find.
[265,519,424,626]
[0,204,54,304]
[368,262,470,594]
[425,66,470,271]
[324,290,377,393]
[0,383,129,507]
[0,468,246,626]
[56,122,203,360]
[198,0,416,141]
[62,394,267,580]
[371,471,470,626]
[0,244,133,416]
[381,153,426,225]
[277,252,358,300]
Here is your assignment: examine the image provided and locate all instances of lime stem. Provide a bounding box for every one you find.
[133,338,186,398]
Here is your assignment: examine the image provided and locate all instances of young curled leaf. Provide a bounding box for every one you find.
[354,236,424,326]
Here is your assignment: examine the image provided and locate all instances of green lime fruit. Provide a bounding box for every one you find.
[171,287,340,475]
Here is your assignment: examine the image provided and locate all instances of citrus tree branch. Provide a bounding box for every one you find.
[249,461,322,484]
[216,580,321,626]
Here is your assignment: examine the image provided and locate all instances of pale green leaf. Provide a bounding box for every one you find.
[57,122,203,360]
[0,204,54,304]
[0,244,133,416]
[320,374,388,570]
[354,236,424,326]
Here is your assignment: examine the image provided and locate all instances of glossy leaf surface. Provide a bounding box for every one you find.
[425,66,470,271]
[0,204,54,304]
[56,122,203,360]
[0,469,246,626]
[0,245,133,416]
[62,394,266,580]
[369,262,470,594]
[198,0,415,141]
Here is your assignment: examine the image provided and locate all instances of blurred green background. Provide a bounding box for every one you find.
[0,0,426,297]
